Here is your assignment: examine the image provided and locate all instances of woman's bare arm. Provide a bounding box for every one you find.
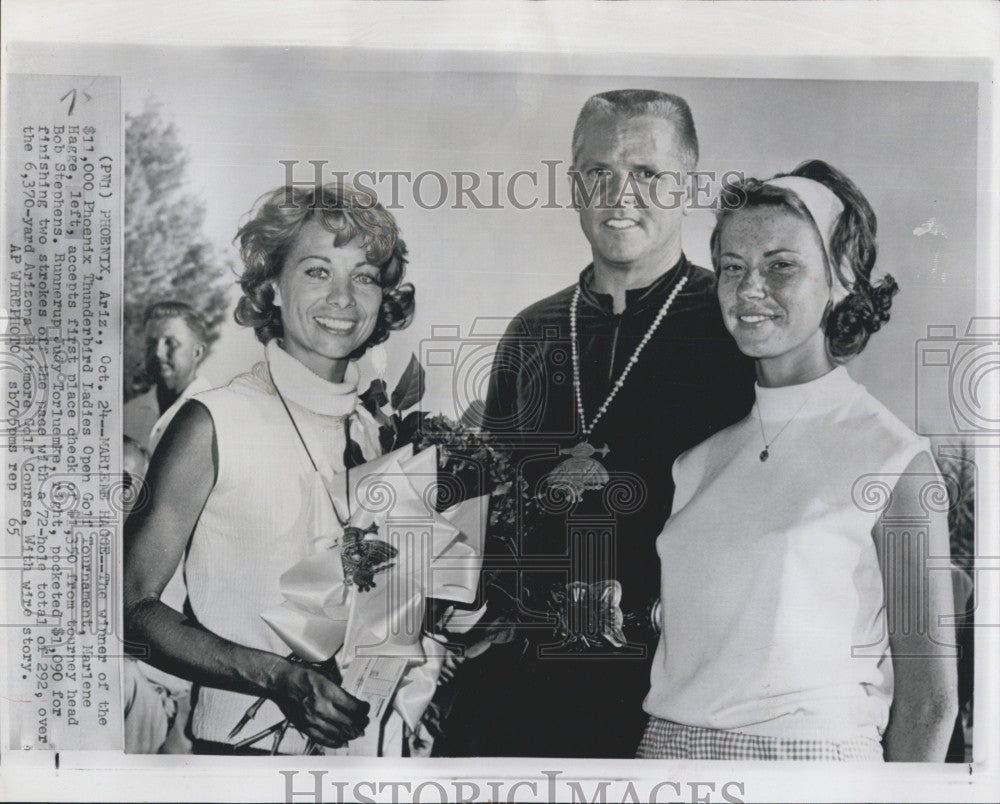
[875,450,958,761]
[123,400,368,747]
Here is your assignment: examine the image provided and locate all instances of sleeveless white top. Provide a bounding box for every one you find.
[643,367,930,742]
[185,342,380,747]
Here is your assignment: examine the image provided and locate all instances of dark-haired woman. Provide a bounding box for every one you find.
[638,161,957,761]
[124,183,414,754]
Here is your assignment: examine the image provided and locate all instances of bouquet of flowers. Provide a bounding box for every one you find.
[368,358,639,653]
[229,355,530,755]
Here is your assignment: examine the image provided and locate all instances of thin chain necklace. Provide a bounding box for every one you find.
[545,273,687,500]
[268,365,396,591]
[755,395,811,462]
[269,364,352,525]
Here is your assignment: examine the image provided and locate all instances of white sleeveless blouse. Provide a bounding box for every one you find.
[184,342,380,747]
[643,367,931,742]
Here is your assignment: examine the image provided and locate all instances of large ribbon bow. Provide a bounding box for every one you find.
[261,444,488,730]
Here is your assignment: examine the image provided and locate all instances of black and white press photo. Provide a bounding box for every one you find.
[1,2,998,802]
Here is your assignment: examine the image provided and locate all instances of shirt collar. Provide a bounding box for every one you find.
[755,365,860,422]
[259,340,360,417]
[577,254,691,315]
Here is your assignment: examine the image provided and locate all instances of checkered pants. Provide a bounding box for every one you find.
[636,716,884,761]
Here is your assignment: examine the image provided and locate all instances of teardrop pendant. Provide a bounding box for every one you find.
[759,449,769,462]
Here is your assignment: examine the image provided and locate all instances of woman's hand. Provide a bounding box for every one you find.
[271,661,370,749]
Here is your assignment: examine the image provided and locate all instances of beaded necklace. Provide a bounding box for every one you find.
[545,274,688,501]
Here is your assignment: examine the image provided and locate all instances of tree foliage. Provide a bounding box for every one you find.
[124,103,232,399]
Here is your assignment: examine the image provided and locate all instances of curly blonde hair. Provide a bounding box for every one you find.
[234,182,414,357]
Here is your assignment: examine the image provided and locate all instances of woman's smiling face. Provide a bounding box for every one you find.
[716,205,836,387]
[273,219,383,382]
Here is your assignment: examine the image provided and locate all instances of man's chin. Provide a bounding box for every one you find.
[590,241,674,273]
[593,248,644,269]
[593,252,670,279]
[151,372,193,394]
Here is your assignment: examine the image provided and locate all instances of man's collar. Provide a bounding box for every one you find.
[578,254,691,315]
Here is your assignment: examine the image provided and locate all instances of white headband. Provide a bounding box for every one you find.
[764,175,853,300]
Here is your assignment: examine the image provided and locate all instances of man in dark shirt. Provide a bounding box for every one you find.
[440,89,755,758]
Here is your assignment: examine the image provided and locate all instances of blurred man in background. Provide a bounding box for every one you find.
[124,301,212,454]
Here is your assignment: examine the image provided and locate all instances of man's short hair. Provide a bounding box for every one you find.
[571,89,699,170]
[143,300,209,343]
